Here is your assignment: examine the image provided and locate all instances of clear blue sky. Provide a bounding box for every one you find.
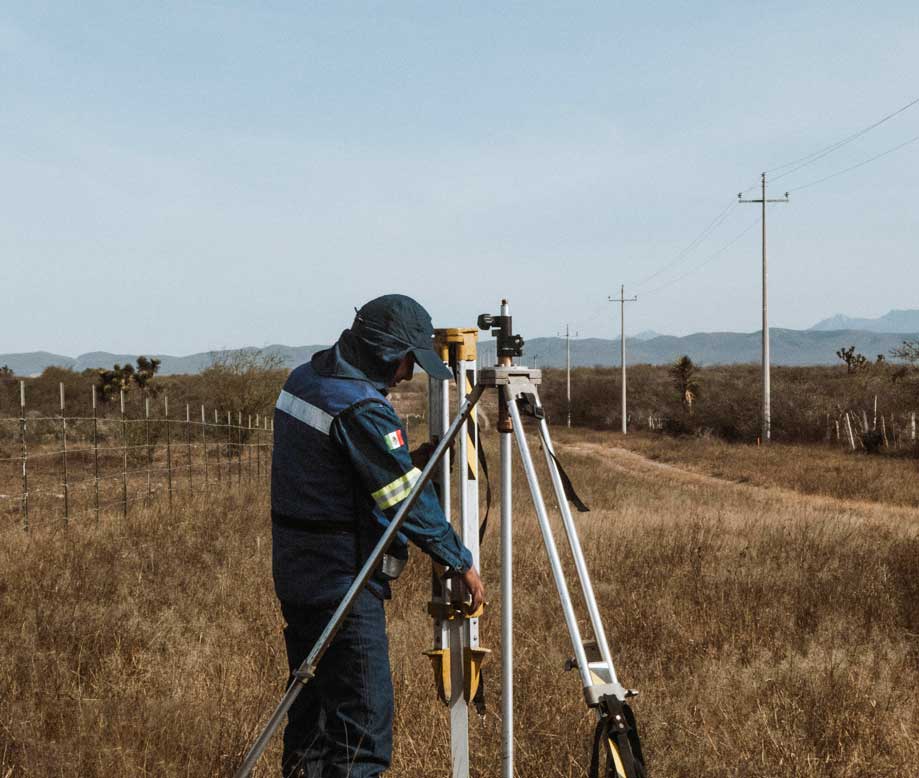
[2,2,917,355]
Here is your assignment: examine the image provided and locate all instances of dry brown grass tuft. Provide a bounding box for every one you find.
[2,434,918,776]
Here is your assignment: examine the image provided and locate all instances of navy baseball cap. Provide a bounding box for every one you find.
[352,294,453,381]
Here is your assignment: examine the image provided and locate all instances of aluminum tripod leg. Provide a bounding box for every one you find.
[500,429,513,778]
[536,415,622,693]
[504,384,593,690]
[233,385,484,778]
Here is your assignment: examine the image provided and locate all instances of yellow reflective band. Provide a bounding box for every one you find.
[372,467,422,510]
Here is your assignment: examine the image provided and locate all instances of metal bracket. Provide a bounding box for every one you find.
[292,665,316,683]
[584,682,639,707]
[478,366,542,387]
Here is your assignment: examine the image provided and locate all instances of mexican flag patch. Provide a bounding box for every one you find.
[384,429,405,450]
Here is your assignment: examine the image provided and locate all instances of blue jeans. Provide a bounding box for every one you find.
[280,590,393,778]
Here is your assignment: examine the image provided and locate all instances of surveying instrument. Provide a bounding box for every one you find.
[234,300,645,778]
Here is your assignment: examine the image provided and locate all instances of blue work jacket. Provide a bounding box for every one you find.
[271,342,472,606]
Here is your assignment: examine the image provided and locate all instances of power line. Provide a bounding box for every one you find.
[642,216,761,295]
[571,301,612,333]
[767,95,919,180]
[633,197,738,289]
[786,131,919,193]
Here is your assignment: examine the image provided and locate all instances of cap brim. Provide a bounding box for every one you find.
[412,347,453,381]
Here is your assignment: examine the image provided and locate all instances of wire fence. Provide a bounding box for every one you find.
[0,381,273,533]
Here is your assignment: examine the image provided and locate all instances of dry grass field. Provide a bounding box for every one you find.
[2,431,918,777]
[585,430,919,508]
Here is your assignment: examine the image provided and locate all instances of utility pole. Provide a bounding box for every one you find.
[609,285,637,434]
[558,324,578,428]
[739,173,789,443]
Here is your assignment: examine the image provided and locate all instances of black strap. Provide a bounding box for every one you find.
[473,441,491,715]
[516,395,589,513]
[543,444,590,513]
[477,441,491,542]
[472,675,486,716]
[589,716,605,778]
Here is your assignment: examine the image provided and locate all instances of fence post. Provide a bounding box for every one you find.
[19,381,29,532]
[121,389,128,517]
[912,412,916,442]
[844,412,856,451]
[255,413,261,479]
[59,382,69,523]
[186,404,193,496]
[201,405,209,486]
[165,395,173,510]
[145,394,152,503]
[92,385,100,522]
[237,411,243,485]
[226,411,233,485]
[245,414,250,482]
[215,409,222,483]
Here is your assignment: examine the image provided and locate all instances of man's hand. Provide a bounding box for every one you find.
[410,440,455,470]
[461,565,486,614]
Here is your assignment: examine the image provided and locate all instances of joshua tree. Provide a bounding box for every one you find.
[836,345,867,374]
[670,355,700,414]
[96,363,134,403]
[891,339,919,364]
[133,356,162,396]
[96,357,161,403]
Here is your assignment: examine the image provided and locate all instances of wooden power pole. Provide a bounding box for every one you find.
[609,285,637,434]
[739,173,789,443]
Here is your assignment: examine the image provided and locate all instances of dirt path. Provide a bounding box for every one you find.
[560,440,919,533]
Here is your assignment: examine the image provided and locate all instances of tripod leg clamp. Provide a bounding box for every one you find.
[292,665,316,684]
[589,694,646,778]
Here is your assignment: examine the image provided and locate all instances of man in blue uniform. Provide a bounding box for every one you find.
[272,294,485,778]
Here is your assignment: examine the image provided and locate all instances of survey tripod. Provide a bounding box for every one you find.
[234,300,645,778]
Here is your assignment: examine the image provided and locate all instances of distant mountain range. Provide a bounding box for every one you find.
[0,345,326,378]
[809,309,919,333]
[2,311,916,375]
[488,328,915,368]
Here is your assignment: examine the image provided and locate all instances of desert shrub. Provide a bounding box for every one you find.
[193,350,287,429]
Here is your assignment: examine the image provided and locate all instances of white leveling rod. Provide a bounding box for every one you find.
[233,383,484,778]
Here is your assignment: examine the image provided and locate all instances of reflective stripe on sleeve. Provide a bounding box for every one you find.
[275,390,333,435]
[371,467,422,511]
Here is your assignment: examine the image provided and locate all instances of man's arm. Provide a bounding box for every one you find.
[332,400,473,573]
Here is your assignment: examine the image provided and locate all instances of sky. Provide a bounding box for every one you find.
[1,2,917,355]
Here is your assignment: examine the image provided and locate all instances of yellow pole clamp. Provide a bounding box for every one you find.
[433,328,478,364]
[422,647,452,704]
[464,645,491,703]
[423,600,490,705]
